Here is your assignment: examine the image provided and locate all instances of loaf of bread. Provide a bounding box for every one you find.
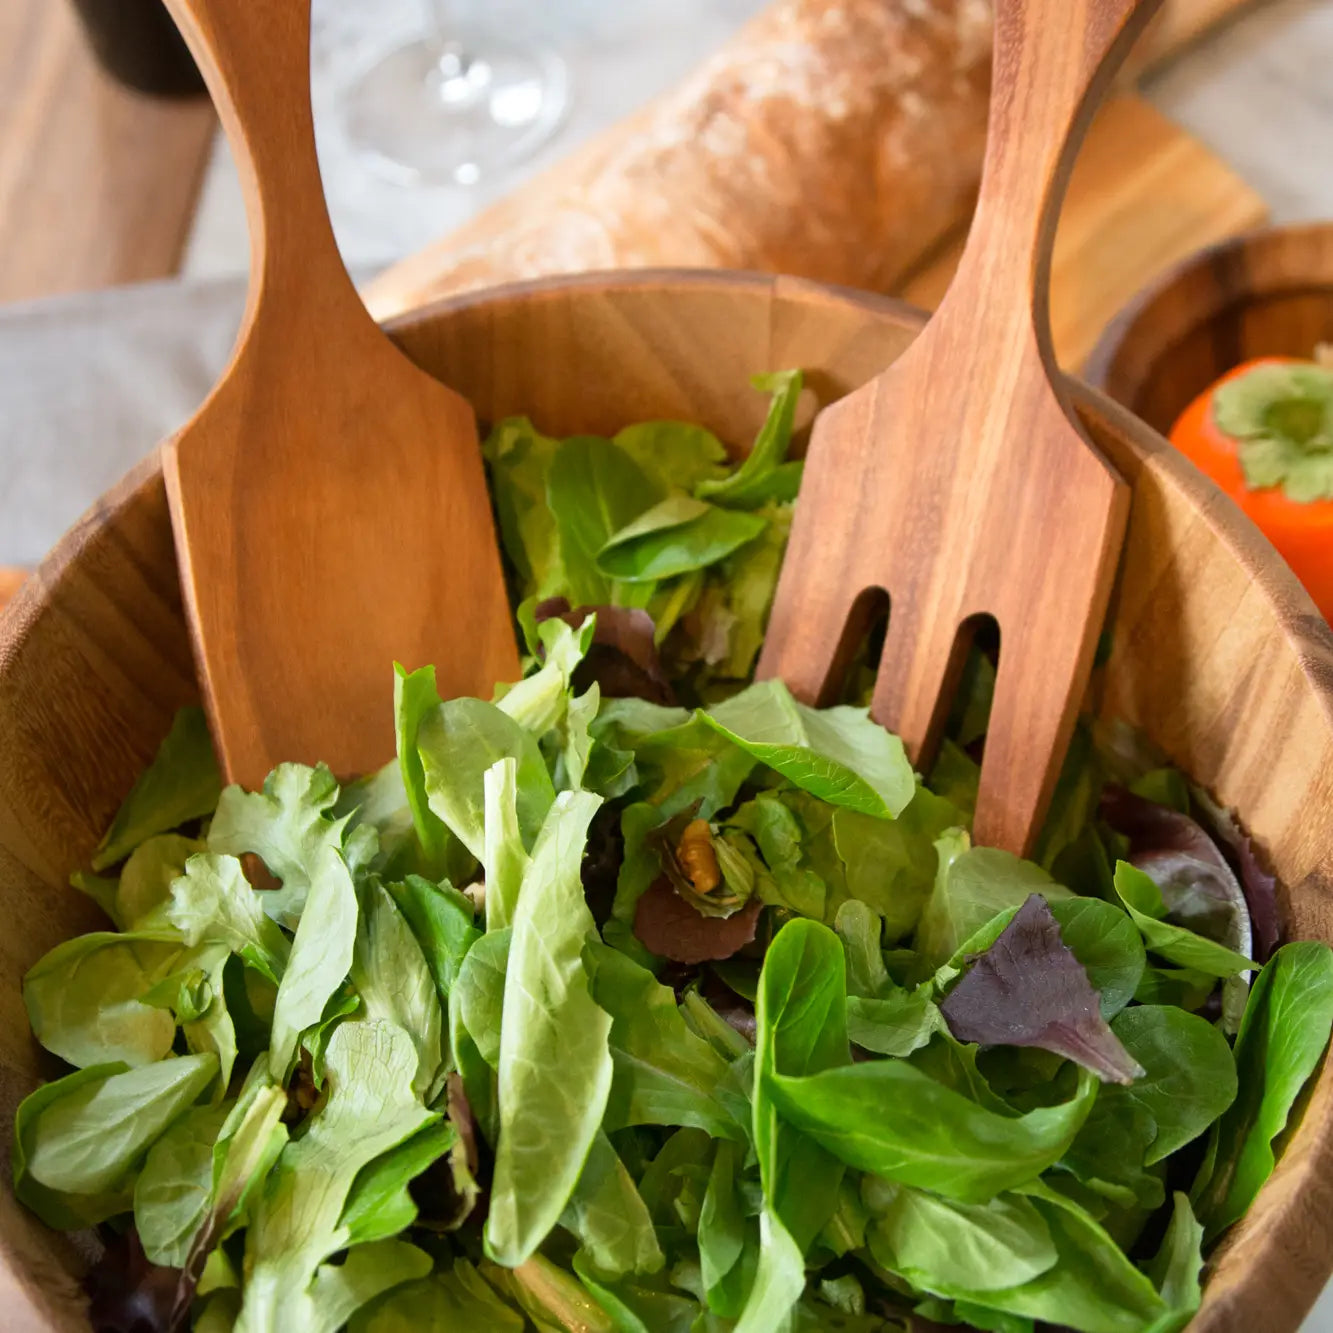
[363,0,995,319]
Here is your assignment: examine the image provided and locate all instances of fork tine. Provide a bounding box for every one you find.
[758,569,876,707]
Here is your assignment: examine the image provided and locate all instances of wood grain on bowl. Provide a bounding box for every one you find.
[0,569,25,614]
[3,272,1333,1329]
[1087,222,1333,432]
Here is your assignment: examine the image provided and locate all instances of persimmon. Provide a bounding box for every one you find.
[1170,356,1333,621]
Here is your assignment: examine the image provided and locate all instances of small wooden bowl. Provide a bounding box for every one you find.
[3,272,1333,1331]
[1085,222,1333,434]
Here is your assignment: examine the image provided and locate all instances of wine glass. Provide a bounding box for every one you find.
[341,0,569,187]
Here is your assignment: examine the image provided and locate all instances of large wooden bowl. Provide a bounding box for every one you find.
[1085,222,1333,433]
[2,272,1333,1332]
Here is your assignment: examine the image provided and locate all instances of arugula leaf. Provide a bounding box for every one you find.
[239,1022,436,1330]
[168,853,291,984]
[865,1179,1058,1292]
[339,1119,457,1247]
[351,879,444,1099]
[1113,862,1254,978]
[134,1101,230,1266]
[269,843,358,1080]
[1145,1192,1204,1331]
[702,680,915,819]
[599,498,767,583]
[561,1129,663,1279]
[916,834,1072,968]
[587,940,742,1141]
[23,1051,217,1198]
[484,416,566,597]
[1193,940,1333,1237]
[306,1239,433,1333]
[419,697,555,862]
[767,1057,1096,1204]
[487,792,614,1267]
[546,436,664,604]
[696,370,804,511]
[24,930,182,1069]
[939,896,1144,1084]
[93,707,221,870]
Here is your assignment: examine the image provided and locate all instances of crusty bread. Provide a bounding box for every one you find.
[363,0,995,319]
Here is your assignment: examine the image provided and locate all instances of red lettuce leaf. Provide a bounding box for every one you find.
[633,876,762,964]
[939,894,1144,1085]
[1100,786,1254,961]
[85,1228,190,1333]
[535,597,675,705]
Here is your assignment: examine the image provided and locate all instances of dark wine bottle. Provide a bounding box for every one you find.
[68,0,206,99]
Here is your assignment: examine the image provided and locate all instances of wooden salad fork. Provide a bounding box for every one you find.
[760,0,1162,856]
[159,0,518,790]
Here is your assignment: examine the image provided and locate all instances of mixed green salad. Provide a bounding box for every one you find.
[15,373,1333,1333]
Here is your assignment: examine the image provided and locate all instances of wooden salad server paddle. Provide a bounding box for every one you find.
[158,0,518,789]
[759,0,1162,856]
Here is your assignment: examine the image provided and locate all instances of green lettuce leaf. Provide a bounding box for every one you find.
[168,853,291,984]
[696,370,804,511]
[134,1101,231,1266]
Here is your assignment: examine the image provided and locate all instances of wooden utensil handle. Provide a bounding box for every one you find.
[949,0,1163,351]
[160,0,355,324]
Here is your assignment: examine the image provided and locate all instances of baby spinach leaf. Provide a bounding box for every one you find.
[1058,1098,1164,1213]
[207,762,346,926]
[352,879,444,1099]
[393,664,456,876]
[561,1129,663,1279]
[702,680,915,819]
[936,1182,1169,1333]
[572,1253,702,1333]
[588,940,741,1140]
[484,415,566,598]
[306,1239,433,1333]
[614,420,729,493]
[384,874,479,1008]
[1107,1006,1237,1163]
[24,930,182,1069]
[240,1022,437,1330]
[1145,1192,1204,1331]
[733,1205,807,1333]
[546,436,665,604]
[915,834,1072,969]
[93,707,221,870]
[270,843,358,1080]
[25,1051,217,1197]
[13,1063,136,1228]
[698,1138,752,1308]
[847,990,941,1058]
[339,1119,457,1248]
[865,1180,1057,1292]
[1046,898,1145,1020]
[1134,965,1215,1011]
[1193,940,1333,1238]
[487,791,614,1267]
[1113,862,1254,978]
[482,756,529,931]
[754,919,849,1252]
[831,788,961,940]
[767,1058,1097,1204]
[168,852,291,984]
[419,697,555,862]
[939,896,1144,1084]
[696,370,803,511]
[598,499,767,583]
[134,1101,230,1267]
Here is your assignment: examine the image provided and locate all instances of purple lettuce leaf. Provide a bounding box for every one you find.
[535,597,675,705]
[633,876,763,964]
[939,895,1144,1085]
[1101,786,1254,962]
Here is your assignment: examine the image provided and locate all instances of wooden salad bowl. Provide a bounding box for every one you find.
[2,271,1333,1331]
[1085,221,1333,433]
